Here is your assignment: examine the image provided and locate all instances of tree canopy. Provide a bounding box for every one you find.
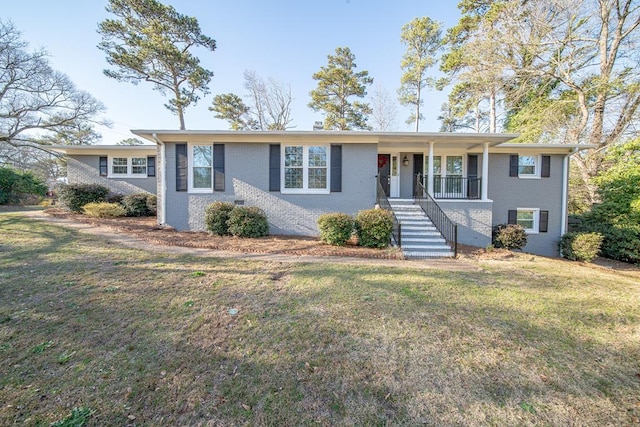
[0,20,105,149]
[210,71,294,131]
[398,16,443,131]
[97,0,216,130]
[308,47,373,130]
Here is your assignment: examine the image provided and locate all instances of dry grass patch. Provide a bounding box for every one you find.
[0,214,639,425]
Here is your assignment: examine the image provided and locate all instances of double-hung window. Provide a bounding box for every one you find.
[109,157,147,177]
[189,145,213,192]
[518,155,538,177]
[509,208,549,234]
[282,145,329,193]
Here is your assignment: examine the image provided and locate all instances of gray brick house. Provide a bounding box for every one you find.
[57,131,592,258]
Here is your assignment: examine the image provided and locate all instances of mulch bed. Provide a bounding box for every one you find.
[43,209,406,260]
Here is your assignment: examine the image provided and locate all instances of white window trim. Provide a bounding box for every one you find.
[108,156,148,179]
[517,208,540,234]
[188,143,214,193]
[281,144,331,194]
[518,154,542,179]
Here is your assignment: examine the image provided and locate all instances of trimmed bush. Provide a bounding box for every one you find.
[106,193,124,204]
[146,194,157,215]
[317,213,354,246]
[592,222,640,264]
[227,206,269,238]
[82,202,126,218]
[58,184,109,213]
[204,201,235,235]
[492,224,528,250]
[0,167,47,205]
[560,232,603,262]
[355,208,393,248]
[121,193,155,217]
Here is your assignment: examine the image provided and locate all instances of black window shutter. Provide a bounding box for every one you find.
[147,156,156,177]
[541,156,551,178]
[99,156,108,176]
[175,144,187,192]
[269,144,280,191]
[539,210,549,232]
[213,144,225,192]
[509,155,519,177]
[508,210,517,224]
[330,144,342,192]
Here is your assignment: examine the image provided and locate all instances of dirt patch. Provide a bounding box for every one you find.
[43,208,405,260]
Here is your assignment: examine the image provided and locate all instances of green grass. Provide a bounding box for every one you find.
[1,214,639,425]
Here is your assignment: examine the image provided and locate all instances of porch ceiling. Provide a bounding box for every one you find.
[376,133,519,152]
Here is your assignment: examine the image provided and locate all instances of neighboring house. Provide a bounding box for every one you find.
[55,132,592,258]
[50,145,157,195]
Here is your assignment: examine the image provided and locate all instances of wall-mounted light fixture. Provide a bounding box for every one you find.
[402,155,409,166]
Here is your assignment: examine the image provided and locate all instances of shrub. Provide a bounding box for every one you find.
[121,193,155,217]
[589,221,640,264]
[492,224,528,250]
[146,194,157,215]
[106,193,124,204]
[82,202,126,218]
[560,232,603,262]
[227,206,269,238]
[204,201,235,235]
[355,208,393,248]
[0,167,47,205]
[317,213,354,246]
[57,184,109,213]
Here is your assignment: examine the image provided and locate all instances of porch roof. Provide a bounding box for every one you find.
[131,130,594,153]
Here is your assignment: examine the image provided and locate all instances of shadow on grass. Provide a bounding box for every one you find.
[1,217,639,425]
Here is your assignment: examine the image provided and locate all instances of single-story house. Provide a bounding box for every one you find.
[53,131,593,258]
[51,145,157,195]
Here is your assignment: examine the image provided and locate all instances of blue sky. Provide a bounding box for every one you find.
[3,1,462,144]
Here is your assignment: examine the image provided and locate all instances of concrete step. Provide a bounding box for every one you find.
[404,251,455,258]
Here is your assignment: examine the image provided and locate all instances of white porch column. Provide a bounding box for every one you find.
[427,141,434,196]
[482,142,489,201]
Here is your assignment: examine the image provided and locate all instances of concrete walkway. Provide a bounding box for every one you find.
[5,209,482,272]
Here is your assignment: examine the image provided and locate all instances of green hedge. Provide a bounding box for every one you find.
[492,224,528,250]
[317,212,354,246]
[82,202,127,218]
[355,209,393,248]
[58,184,109,213]
[0,167,47,205]
[121,193,156,217]
[227,206,269,238]
[204,201,235,235]
[560,232,603,262]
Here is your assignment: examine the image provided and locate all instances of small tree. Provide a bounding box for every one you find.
[308,47,373,130]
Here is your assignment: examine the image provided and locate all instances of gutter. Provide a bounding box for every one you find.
[152,133,167,226]
[560,148,579,238]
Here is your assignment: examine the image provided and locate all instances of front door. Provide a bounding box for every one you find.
[377,154,391,197]
[413,154,424,197]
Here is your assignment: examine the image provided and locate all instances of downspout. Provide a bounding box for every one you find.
[152,133,167,226]
[560,148,578,238]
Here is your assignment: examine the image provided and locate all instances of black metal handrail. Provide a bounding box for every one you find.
[414,179,458,257]
[376,177,401,247]
[418,175,482,199]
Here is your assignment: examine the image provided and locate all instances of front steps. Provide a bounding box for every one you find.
[388,199,455,258]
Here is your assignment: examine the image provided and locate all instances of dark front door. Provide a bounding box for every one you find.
[413,154,424,197]
[377,154,391,197]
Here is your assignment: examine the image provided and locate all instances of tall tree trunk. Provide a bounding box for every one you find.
[489,87,496,133]
[415,84,421,132]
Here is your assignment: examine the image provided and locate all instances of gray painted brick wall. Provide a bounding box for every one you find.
[164,142,378,235]
[489,153,566,257]
[67,156,157,195]
[438,200,493,248]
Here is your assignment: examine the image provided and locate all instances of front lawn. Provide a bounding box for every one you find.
[0,214,638,425]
